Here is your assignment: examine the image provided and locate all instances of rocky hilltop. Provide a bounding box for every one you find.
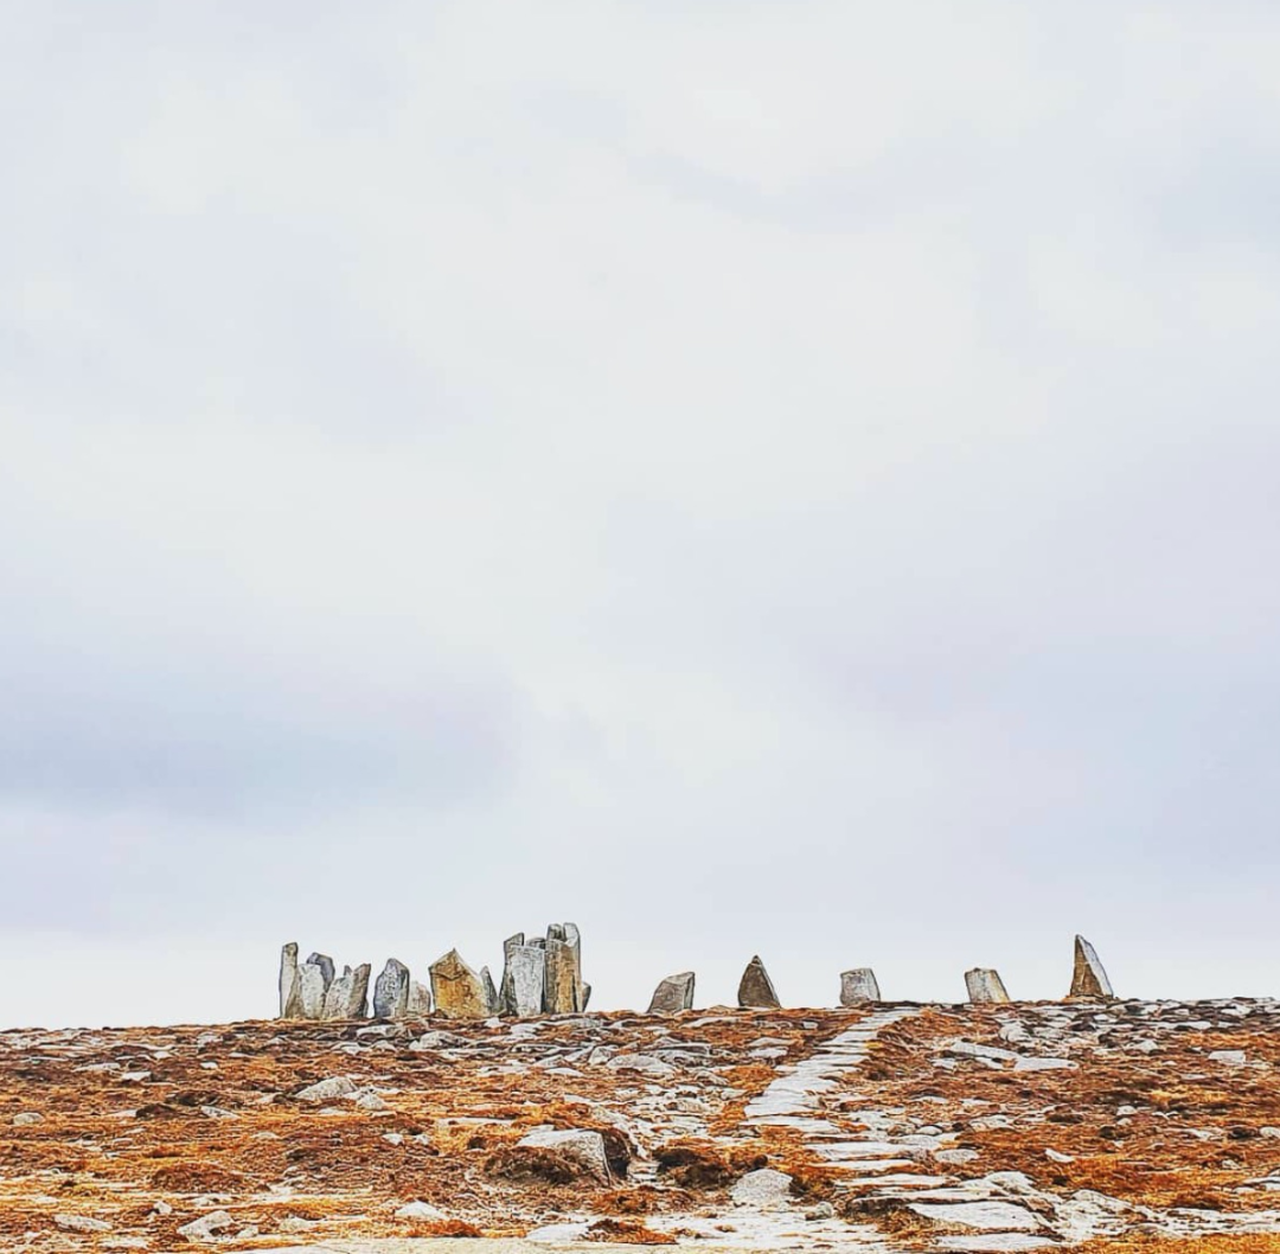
[3,996,1280,1252]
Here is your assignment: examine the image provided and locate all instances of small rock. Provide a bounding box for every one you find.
[805,1201,836,1220]
[1045,1148,1075,1163]
[278,1216,316,1233]
[354,1090,390,1112]
[54,1215,113,1233]
[730,1167,794,1207]
[296,1075,357,1103]
[383,1132,404,1146]
[516,1128,611,1182]
[396,1201,448,1221]
[177,1209,236,1241]
[840,968,881,1005]
[12,1112,43,1126]
[1210,1050,1247,1066]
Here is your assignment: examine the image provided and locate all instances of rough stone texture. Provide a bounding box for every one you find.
[296,1075,357,1103]
[730,1167,794,1207]
[966,967,1012,1004]
[1069,935,1115,999]
[373,958,410,1020]
[406,979,432,1016]
[278,942,302,1019]
[738,955,782,1009]
[306,953,336,989]
[839,967,881,1005]
[647,971,696,1014]
[297,962,330,1019]
[516,1127,611,1182]
[543,926,584,1014]
[501,942,546,1018]
[322,964,371,1021]
[430,949,493,1020]
[480,966,500,1015]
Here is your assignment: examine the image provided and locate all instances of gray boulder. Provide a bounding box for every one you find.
[840,968,881,1005]
[1069,935,1115,999]
[965,967,1011,1004]
[516,1127,611,1182]
[738,955,781,1009]
[322,963,371,1020]
[647,971,696,1014]
[373,958,411,1019]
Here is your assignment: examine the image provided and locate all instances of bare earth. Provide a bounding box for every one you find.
[4,999,1280,1253]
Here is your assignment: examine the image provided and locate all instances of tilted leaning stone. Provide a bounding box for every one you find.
[965,967,1011,1004]
[373,958,410,1019]
[279,943,303,1019]
[480,966,500,1015]
[321,963,371,1020]
[1069,934,1115,999]
[737,955,781,1009]
[840,967,881,1005]
[647,971,695,1014]
[429,949,493,1020]
[501,935,546,1017]
[406,979,432,1016]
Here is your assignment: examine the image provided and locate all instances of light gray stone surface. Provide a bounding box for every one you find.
[298,961,329,1019]
[296,1075,357,1103]
[730,1168,794,1207]
[406,979,432,1016]
[374,959,411,1020]
[647,971,696,1014]
[516,1127,611,1182]
[279,942,303,1019]
[322,963,371,1020]
[965,968,1011,1004]
[502,943,546,1017]
[305,952,336,989]
[839,967,881,1005]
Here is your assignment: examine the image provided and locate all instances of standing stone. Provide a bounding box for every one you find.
[840,968,881,1005]
[406,979,432,1016]
[647,972,695,1015]
[965,968,1011,1004]
[306,953,336,990]
[480,966,500,1015]
[581,982,591,1011]
[544,937,580,1014]
[279,943,303,1019]
[1069,935,1115,999]
[298,960,331,1019]
[322,963,371,1020]
[501,939,546,1017]
[429,949,493,1020]
[373,958,411,1019]
[738,956,781,1009]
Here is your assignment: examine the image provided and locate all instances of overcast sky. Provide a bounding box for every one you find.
[2,2,1279,1029]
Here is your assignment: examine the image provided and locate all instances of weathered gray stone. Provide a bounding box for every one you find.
[321,963,371,1020]
[738,955,781,1009]
[516,1127,611,1182]
[647,971,696,1014]
[429,949,492,1020]
[306,953,336,989]
[296,1075,356,1103]
[965,968,1011,1004]
[480,965,500,1014]
[581,981,592,1011]
[373,958,410,1020]
[297,962,329,1019]
[406,979,432,1016]
[730,1167,794,1207]
[501,940,546,1017]
[544,924,585,1014]
[1069,935,1115,999]
[840,968,881,1005]
[279,942,303,1019]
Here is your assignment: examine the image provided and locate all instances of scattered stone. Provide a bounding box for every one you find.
[730,1167,794,1207]
[1045,1148,1075,1163]
[936,1148,982,1165]
[295,1075,357,1104]
[1210,1050,1247,1066]
[513,1127,611,1182]
[177,1210,236,1241]
[1069,935,1115,1000]
[805,1201,836,1220]
[501,938,546,1018]
[12,1112,43,1126]
[965,968,1012,1004]
[279,942,303,1019]
[430,949,494,1020]
[737,955,781,1009]
[354,1090,390,1112]
[648,972,696,1014]
[373,958,410,1020]
[911,1201,1041,1232]
[54,1214,113,1233]
[322,963,371,1020]
[395,1201,448,1221]
[841,967,882,1005]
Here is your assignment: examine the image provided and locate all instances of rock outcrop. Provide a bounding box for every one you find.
[738,956,781,1009]
[1069,934,1115,999]
[648,971,696,1014]
[965,967,1011,1004]
[373,959,410,1020]
[430,949,494,1020]
[840,968,881,1005]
